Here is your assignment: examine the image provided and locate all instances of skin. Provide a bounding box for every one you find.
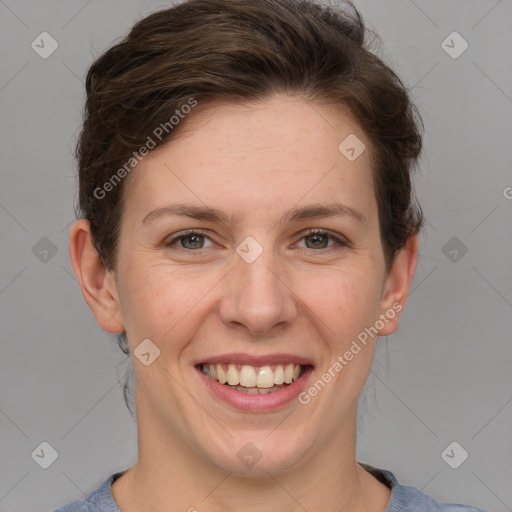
[70,94,418,512]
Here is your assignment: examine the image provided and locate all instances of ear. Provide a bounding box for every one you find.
[69,219,125,333]
[377,233,419,336]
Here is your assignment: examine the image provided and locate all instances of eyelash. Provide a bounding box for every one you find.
[164,228,349,252]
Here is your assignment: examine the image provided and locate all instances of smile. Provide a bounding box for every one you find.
[200,363,305,394]
[195,358,314,412]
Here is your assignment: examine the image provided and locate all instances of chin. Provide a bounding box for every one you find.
[202,432,309,476]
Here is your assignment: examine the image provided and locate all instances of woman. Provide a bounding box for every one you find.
[57,0,485,510]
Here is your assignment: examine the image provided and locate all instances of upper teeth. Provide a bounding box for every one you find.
[202,363,302,388]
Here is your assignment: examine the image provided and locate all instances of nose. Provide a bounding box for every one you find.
[219,242,298,337]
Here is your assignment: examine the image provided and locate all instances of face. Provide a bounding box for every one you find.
[89,95,410,475]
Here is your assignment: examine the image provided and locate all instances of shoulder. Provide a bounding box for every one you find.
[53,471,125,512]
[359,462,487,512]
[53,501,89,512]
[391,481,487,512]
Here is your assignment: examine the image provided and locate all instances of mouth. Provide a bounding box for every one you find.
[195,358,314,412]
[197,362,310,394]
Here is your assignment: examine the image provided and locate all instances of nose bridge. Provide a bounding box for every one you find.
[220,234,296,335]
[240,248,281,301]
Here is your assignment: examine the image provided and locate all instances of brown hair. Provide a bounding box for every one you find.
[76,0,423,413]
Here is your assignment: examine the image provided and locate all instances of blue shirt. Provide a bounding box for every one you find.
[54,462,486,511]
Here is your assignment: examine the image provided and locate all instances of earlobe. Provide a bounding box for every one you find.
[69,219,125,333]
[377,234,419,337]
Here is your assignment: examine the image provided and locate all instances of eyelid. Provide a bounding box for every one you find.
[295,228,351,249]
[164,229,213,248]
[164,227,350,252]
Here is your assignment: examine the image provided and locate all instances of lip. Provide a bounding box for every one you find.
[195,353,314,367]
[196,363,314,412]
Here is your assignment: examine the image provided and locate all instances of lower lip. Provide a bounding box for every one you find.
[196,365,314,412]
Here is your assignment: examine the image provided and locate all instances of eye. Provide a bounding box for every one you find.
[164,228,349,253]
[164,230,214,250]
[296,229,348,251]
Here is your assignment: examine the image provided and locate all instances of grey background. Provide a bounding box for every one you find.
[0,1,511,511]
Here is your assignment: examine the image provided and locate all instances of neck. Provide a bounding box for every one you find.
[112,398,389,512]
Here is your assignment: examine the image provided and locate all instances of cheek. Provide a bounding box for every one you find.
[117,263,215,345]
[305,268,381,398]
[305,263,382,331]
[116,264,172,337]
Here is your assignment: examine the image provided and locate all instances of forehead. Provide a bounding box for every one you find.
[123,95,376,225]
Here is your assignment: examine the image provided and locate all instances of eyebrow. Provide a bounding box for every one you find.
[142,202,367,227]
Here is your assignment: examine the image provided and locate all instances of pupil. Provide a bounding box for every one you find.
[184,234,203,249]
[307,234,327,249]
